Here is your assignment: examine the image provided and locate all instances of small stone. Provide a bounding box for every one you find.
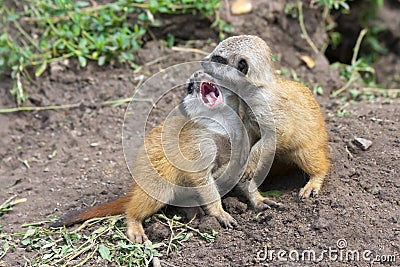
[90,142,99,147]
[369,185,381,195]
[353,137,373,151]
[231,0,252,15]
[300,55,316,69]
[313,217,330,230]
[44,167,49,172]
[49,61,67,74]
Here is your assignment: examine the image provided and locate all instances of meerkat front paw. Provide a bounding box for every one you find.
[299,181,321,199]
[253,196,282,211]
[211,210,237,228]
[127,219,148,243]
[128,231,149,244]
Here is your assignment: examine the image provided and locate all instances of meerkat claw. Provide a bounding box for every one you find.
[254,197,282,211]
[213,211,237,229]
[263,197,282,207]
[299,183,320,199]
[131,233,149,244]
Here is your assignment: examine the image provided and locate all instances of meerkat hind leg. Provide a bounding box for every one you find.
[238,140,282,210]
[197,174,237,228]
[127,218,147,243]
[206,200,237,228]
[299,174,325,199]
[125,185,171,243]
[291,147,329,199]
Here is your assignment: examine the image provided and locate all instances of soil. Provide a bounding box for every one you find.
[1,0,399,266]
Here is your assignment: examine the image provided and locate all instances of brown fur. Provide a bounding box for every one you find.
[202,35,331,200]
[51,36,330,243]
[124,116,236,242]
[49,194,132,227]
[51,72,247,243]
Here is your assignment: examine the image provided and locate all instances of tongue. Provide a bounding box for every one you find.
[205,91,218,104]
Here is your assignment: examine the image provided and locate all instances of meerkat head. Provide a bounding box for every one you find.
[182,70,239,121]
[202,35,275,86]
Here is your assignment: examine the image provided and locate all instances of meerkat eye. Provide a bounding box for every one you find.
[211,55,228,65]
[187,81,194,94]
[237,59,249,75]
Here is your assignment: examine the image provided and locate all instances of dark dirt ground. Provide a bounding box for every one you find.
[1,0,399,266]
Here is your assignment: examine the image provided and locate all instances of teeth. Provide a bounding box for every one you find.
[200,81,221,107]
[206,94,213,103]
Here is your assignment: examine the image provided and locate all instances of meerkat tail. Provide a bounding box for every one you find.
[49,193,132,228]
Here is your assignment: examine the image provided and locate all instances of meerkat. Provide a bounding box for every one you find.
[201,35,331,200]
[51,70,267,243]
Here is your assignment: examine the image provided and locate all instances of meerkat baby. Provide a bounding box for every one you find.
[201,35,331,200]
[51,70,262,242]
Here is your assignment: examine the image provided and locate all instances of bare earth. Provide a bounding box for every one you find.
[0,1,399,266]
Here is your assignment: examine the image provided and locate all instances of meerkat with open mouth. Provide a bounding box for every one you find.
[202,35,331,200]
[50,70,269,243]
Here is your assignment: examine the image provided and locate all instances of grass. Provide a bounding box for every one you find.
[0,97,153,113]
[0,195,218,266]
[0,0,230,105]
[0,212,218,266]
[284,0,396,103]
[0,196,27,217]
[261,190,284,198]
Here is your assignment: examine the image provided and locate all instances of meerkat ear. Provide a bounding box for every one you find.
[237,59,248,75]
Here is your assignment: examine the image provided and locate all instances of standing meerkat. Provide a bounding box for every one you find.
[201,35,330,199]
[51,70,266,242]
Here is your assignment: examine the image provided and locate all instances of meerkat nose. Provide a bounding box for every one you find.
[200,56,211,68]
[202,55,210,61]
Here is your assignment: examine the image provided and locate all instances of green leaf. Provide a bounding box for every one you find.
[78,38,88,50]
[93,226,107,235]
[78,56,87,67]
[21,238,31,246]
[3,241,9,252]
[98,55,106,66]
[120,52,134,62]
[72,24,81,36]
[6,13,20,21]
[340,2,350,11]
[98,244,111,260]
[74,1,90,8]
[260,190,284,197]
[166,33,174,48]
[23,228,36,239]
[148,243,165,250]
[35,61,47,77]
[42,253,54,260]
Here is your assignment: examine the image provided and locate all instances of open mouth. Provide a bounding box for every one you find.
[199,81,223,108]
